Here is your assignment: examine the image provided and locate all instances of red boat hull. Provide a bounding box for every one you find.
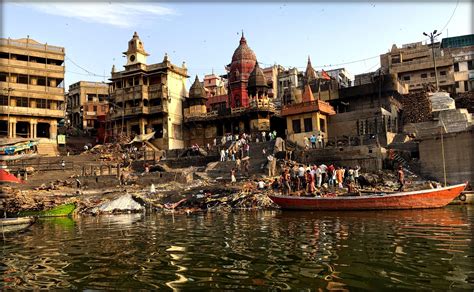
[0,169,23,184]
[268,183,467,210]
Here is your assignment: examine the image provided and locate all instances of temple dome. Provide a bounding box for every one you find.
[189,75,207,99]
[231,34,257,63]
[248,61,267,88]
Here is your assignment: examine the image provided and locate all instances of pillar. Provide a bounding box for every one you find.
[50,121,58,140]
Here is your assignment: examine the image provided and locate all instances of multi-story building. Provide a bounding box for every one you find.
[202,73,227,98]
[0,37,65,141]
[325,68,353,88]
[380,41,455,93]
[67,81,109,132]
[441,34,474,93]
[277,67,304,106]
[108,32,188,150]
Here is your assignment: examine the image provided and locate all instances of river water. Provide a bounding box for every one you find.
[1,206,473,290]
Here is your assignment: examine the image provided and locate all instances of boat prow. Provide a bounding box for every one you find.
[268,182,468,211]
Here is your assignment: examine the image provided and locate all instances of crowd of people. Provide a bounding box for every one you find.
[275,163,362,196]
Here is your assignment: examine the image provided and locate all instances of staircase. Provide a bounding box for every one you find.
[37,142,60,157]
[205,140,275,179]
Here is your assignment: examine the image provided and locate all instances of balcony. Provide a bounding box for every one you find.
[1,82,64,96]
[281,100,336,117]
[109,104,167,119]
[0,59,65,74]
[0,38,64,53]
[0,105,64,118]
[391,56,453,73]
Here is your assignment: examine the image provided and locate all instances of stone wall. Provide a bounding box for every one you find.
[293,145,386,171]
[418,128,474,184]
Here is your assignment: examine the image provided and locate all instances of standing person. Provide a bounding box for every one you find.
[317,134,323,149]
[310,135,316,149]
[231,168,237,184]
[298,164,306,190]
[305,170,314,194]
[245,143,250,157]
[262,131,266,142]
[213,138,217,148]
[220,149,226,162]
[304,136,310,150]
[321,133,325,148]
[354,165,361,187]
[262,148,266,157]
[61,160,65,170]
[397,166,405,192]
[282,169,291,195]
[327,164,335,187]
[267,154,275,177]
[243,159,250,177]
[336,167,344,188]
[315,165,323,188]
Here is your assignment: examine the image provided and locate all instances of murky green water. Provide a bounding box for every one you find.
[1,207,473,290]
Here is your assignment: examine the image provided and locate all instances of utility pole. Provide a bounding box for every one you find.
[3,87,14,138]
[423,30,442,91]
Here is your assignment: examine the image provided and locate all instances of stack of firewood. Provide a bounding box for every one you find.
[454,92,474,113]
[401,91,432,124]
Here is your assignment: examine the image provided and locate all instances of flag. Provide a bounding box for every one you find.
[321,69,331,80]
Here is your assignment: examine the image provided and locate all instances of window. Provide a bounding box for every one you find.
[454,63,459,72]
[464,81,469,91]
[0,95,7,106]
[153,124,163,138]
[0,72,6,82]
[36,99,47,108]
[455,82,460,88]
[16,97,28,107]
[93,106,97,112]
[430,72,435,77]
[421,73,427,79]
[440,71,447,76]
[468,60,474,70]
[320,118,326,133]
[403,75,410,81]
[304,118,312,132]
[292,119,301,134]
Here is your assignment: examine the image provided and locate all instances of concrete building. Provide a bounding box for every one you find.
[380,41,455,93]
[108,32,188,150]
[325,68,353,88]
[441,35,474,93]
[0,37,65,142]
[202,73,227,98]
[67,81,109,132]
[277,67,303,106]
[328,74,408,147]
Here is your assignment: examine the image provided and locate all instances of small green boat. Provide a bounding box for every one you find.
[19,203,76,217]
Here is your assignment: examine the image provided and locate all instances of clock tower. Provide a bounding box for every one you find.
[123,31,149,66]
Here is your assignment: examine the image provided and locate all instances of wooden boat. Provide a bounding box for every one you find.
[0,217,36,233]
[268,183,467,211]
[0,169,24,184]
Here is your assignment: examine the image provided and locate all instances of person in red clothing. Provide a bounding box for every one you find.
[305,170,314,194]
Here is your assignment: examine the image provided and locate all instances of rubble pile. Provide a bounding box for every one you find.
[401,91,433,123]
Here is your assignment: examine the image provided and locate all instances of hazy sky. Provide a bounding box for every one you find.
[3,1,472,89]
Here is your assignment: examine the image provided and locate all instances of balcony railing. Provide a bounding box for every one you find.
[1,38,64,53]
[0,105,64,118]
[0,59,65,73]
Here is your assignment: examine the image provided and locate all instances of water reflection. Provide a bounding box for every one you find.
[0,207,473,290]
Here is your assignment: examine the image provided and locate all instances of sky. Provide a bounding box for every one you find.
[2,1,473,90]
